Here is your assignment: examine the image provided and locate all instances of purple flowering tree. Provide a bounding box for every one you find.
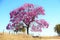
[6,3,49,34]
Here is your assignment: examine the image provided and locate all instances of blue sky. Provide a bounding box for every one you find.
[0,0,60,36]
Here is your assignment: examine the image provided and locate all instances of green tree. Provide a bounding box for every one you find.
[54,24,60,36]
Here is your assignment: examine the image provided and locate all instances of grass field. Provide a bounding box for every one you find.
[0,33,60,40]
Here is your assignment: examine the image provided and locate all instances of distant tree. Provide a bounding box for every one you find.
[3,30,4,34]
[54,24,60,36]
[13,23,26,33]
[6,3,49,34]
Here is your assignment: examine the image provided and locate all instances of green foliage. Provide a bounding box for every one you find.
[54,24,60,33]
[13,23,26,33]
[21,28,26,32]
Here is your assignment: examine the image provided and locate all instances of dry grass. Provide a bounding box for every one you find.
[0,33,60,40]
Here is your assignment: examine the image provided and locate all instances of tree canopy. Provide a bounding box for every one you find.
[6,3,49,34]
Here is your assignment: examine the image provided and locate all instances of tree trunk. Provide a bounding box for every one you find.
[57,32,60,36]
[27,27,29,34]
